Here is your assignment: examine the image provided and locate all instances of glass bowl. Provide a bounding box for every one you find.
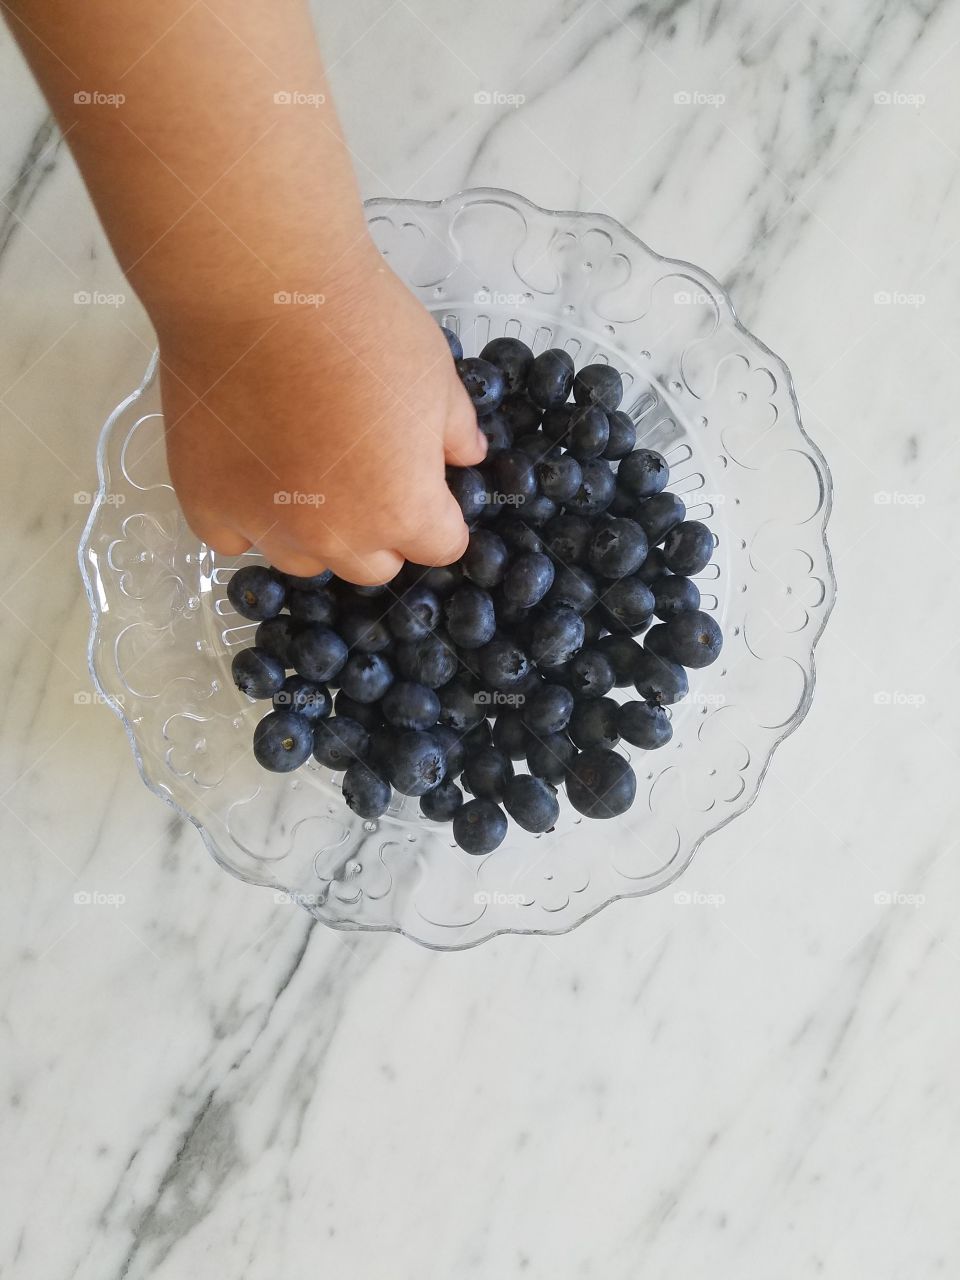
[78,187,836,950]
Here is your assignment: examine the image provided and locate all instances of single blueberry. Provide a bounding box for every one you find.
[587,517,649,579]
[595,634,644,686]
[635,491,686,545]
[598,575,656,633]
[232,646,286,699]
[290,624,349,684]
[660,610,723,668]
[395,631,458,689]
[635,547,671,585]
[540,404,575,446]
[538,454,583,503]
[573,363,623,411]
[337,652,395,703]
[342,760,393,818]
[543,513,593,563]
[338,606,394,655]
[491,708,532,760]
[456,356,507,415]
[438,678,487,732]
[255,616,300,668]
[565,649,616,700]
[462,746,515,801]
[662,520,715,576]
[618,700,673,749]
[445,585,497,649]
[526,731,577,784]
[227,565,286,621]
[569,696,621,750]
[388,585,441,642]
[420,779,464,822]
[527,348,575,409]
[546,563,599,613]
[389,730,447,796]
[497,518,545,556]
[529,605,586,667]
[463,529,510,588]
[381,681,441,731]
[252,710,314,772]
[566,404,610,461]
[447,466,488,524]
[633,647,690,704]
[504,775,560,833]
[405,562,464,597]
[522,683,574,736]
[566,748,637,818]
[333,689,384,731]
[492,449,538,507]
[272,675,331,722]
[478,411,513,453]
[312,716,371,769]
[653,575,701,620]
[478,638,532,692]
[500,394,543,435]
[479,336,535,395]
[503,552,555,608]
[440,325,463,360]
[565,458,617,516]
[432,724,467,779]
[617,448,669,499]
[287,586,338,625]
[603,410,637,460]
[453,799,509,854]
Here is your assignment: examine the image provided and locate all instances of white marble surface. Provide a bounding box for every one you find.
[2,1,960,1276]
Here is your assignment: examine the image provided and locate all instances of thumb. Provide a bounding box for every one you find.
[443,376,488,468]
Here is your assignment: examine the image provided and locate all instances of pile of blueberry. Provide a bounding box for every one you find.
[226,330,722,856]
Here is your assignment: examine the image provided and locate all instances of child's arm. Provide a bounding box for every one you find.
[5,0,485,582]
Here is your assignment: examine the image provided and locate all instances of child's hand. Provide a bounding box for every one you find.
[157,248,487,584]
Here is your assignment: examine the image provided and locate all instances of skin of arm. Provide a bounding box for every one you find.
[4,0,485,582]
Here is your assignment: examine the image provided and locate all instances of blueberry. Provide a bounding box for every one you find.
[598,575,656,633]
[438,678,486,732]
[440,325,463,359]
[312,716,370,769]
[529,605,585,666]
[342,760,392,818]
[479,336,534,395]
[546,563,599,613]
[581,610,604,644]
[595,634,643,686]
[272,675,331,722]
[255,615,300,667]
[565,458,617,516]
[491,708,531,760]
[503,552,555,608]
[287,586,337,625]
[252,710,314,772]
[573,363,623,411]
[447,466,488,524]
[456,356,507,415]
[653,575,701,619]
[565,649,616,700]
[633,648,689,704]
[389,730,447,796]
[338,606,393,654]
[337,652,394,703]
[522,683,574,735]
[526,731,577,784]
[519,493,559,528]
[445,585,497,648]
[478,638,532,691]
[662,520,714,575]
[569,696,621,750]
[232,646,286,698]
[617,448,669,499]
[463,719,495,754]
[587,517,648,579]
[501,394,543,435]
[543,513,593,563]
[382,681,441,731]
[566,404,610,461]
[537,454,583,502]
[395,631,458,689]
[657,610,723,668]
[453,798,509,854]
[636,491,686,545]
[333,690,384,731]
[368,724,399,771]
[227,565,286,621]
[463,529,509,588]
[566,748,637,818]
[540,404,574,446]
[432,724,467,779]
[497,517,544,556]
[290,624,349,684]
[607,485,637,517]
[618,700,672,749]
[389,585,441,642]
[527,348,574,409]
[420,779,464,822]
[478,411,513,453]
[492,449,538,507]
[408,562,464,597]
[603,410,637,460]
[504,775,560,833]
[635,547,670,585]
[463,746,514,801]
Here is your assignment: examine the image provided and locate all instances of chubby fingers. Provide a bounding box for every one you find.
[442,376,488,468]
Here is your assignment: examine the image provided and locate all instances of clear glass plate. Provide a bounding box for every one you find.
[78,187,836,950]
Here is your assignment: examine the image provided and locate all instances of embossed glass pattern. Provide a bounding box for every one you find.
[79,188,836,949]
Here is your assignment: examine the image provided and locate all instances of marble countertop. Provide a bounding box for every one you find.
[3,2,959,1276]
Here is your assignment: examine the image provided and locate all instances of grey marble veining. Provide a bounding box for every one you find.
[3,1,960,1277]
